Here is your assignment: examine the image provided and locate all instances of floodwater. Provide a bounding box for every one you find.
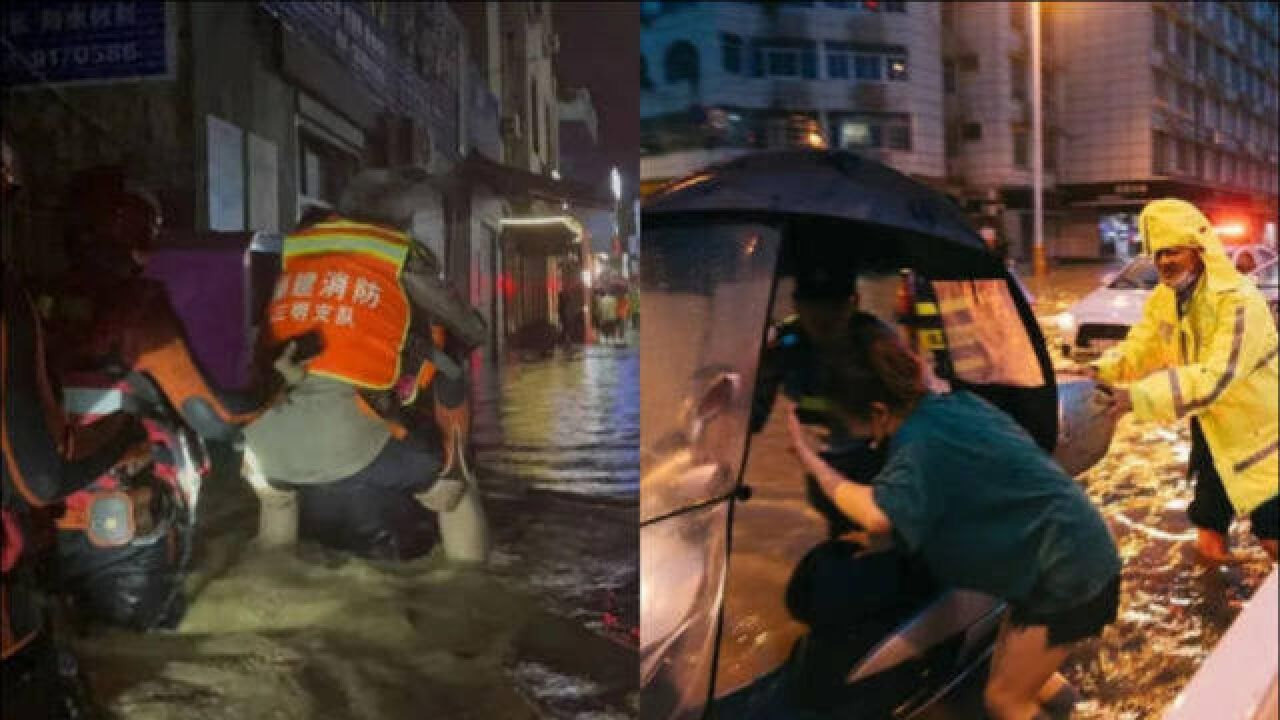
[72,339,639,720]
[711,263,1274,719]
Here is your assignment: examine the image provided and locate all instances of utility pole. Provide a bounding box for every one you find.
[1031,1,1047,278]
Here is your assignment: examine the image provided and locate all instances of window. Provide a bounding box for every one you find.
[1153,130,1171,173]
[835,112,911,151]
[1174,23,1190,58]
[1194,144,1205,177]
[1177,82,1193,114]
[827,51,849,78]
[1014,129,1028,168]
[721,33,742,74]
[886,121,910,150]
[642,55,653,90]
[665,40,700,84]
[963,122,983,141]
[944,60,956,93]
[883,1,906,12]
[1012,58,1028,100]
[844,53,876,80]
[1153,11,1168,50]
[298,129,359,209]
[959,54,980,72]
[1176,138,1192,172]
[886,54,908,81]
[750,39,817,79]
[946,123,960,157]
[1153,69,1170,102]
[1195,35,1210,70]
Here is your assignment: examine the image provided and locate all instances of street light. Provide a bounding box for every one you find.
[1031,0,1047,278]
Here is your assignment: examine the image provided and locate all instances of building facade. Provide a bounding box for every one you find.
[941,1,1064,261]
[640,0,944,188]
[2,1,603,356]
[640,0,1279,260]
[1051,1,1279,257]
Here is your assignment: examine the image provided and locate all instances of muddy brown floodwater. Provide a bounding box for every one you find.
[72,341,639,720]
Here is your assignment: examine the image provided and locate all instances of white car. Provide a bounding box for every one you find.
[1058,244,1280,361]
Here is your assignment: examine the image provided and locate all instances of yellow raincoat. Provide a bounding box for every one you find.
[1094,198,1278,516]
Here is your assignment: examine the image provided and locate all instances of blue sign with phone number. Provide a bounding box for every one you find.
[1,1,171,87]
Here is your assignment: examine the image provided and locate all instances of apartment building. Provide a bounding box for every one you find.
[1052,1,1279,257]
[641,1,1279,260]
[640,0,944,190]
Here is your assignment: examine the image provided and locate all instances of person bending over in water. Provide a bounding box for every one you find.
[785,312,1121,720]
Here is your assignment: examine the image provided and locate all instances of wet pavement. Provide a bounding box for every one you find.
[713,261,1275,719]
[72,337,639,720]
[471,336,641,716]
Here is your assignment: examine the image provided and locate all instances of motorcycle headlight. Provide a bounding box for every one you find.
[1056,312,1076,333]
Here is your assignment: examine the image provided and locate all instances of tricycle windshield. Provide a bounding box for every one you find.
[640,222,781,522]
[639,221,781,719]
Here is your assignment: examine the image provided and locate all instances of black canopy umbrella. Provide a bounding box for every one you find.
[644,149,1003,281]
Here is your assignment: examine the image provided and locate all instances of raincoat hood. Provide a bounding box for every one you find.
[1139,198,1241,294]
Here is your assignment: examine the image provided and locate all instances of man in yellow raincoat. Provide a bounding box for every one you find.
[1088,198,1278,562]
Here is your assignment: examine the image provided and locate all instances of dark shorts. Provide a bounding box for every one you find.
[1010,573,1121,647]
[293,437,444,561]
[342,435,443,493]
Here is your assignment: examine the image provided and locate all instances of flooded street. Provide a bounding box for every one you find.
[713,262,1274,718]
[72,340,639,720]
[1027,263,1274,719]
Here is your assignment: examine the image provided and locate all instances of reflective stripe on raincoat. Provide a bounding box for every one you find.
[1094,198,1279,516]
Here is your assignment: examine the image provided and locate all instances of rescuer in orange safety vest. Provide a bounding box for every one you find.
[34,167,308,631]
[245,167,488,564]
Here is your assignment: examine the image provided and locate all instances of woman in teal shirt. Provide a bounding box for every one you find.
[785,313,1121,720]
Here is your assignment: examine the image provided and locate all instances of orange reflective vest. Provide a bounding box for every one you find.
[267,219,413,390]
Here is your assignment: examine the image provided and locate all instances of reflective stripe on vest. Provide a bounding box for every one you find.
[269,220,412,390]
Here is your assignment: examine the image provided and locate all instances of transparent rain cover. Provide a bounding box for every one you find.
[640,223,781,719]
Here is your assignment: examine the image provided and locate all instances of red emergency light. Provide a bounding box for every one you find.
[1213,220,1249,242]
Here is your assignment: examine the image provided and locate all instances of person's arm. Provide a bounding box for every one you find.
[3,285,143,504]
[400,247,488,351]
[1092,293,1166,385]
[121,284,303,438]
[1128,290,1276,424]
[784,400,892,535]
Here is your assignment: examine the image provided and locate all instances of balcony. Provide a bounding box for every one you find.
[772,80,814,109]
[845,13,891,44]
[850,82,888,110]
[767,9,812,38]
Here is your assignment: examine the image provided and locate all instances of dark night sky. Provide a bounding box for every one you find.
[553,2,639,189]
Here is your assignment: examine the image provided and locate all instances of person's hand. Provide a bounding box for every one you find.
[1066,363,1099,380]
[272,340,308,386]
[1106,386,1132,421]
[783,398,823,469]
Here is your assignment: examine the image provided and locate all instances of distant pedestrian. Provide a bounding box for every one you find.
[616,291,631,342]
[597,291,617,344]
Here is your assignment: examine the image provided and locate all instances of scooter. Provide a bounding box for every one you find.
[639,149,1118,720]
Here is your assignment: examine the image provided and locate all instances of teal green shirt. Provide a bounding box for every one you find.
[871,391,1120,614]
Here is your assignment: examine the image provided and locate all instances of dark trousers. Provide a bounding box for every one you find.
[1186,419,1279,540]
[295,437,444,562]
